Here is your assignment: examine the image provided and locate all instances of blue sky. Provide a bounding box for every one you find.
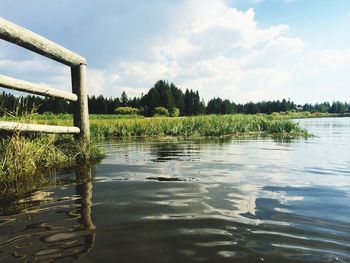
[1,0,350,103]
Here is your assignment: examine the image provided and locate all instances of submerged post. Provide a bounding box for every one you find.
[71,64,90,149]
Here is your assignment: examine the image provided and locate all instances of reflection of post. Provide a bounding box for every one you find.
[75,164,96,255]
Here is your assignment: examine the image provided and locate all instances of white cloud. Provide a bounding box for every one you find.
[304,49,350,67]
[288,49,350,102]
[248,0,297,3]
[154,6,289,57]
[1,0,349,104]
[248,0,263,3]
[102,1,308,102]
[0,56,72,93]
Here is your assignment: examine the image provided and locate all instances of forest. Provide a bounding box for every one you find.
[0,80,349,116]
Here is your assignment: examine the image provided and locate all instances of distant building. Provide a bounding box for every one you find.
[296,105,303,111]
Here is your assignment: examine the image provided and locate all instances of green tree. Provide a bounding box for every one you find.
[154,80,175,111]
[121,91,128,107]
[170,83,185,115]
[141,87,160,116]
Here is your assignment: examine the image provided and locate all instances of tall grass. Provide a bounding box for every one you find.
[268,111,336,119]
[0,113,308,139]
[0,113,308,182]
[88,114,308,139]
[0,133,103,182]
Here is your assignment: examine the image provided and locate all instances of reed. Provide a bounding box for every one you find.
[0,133,103,182]
[0,113,308,181]
[0,113,309,139]
[87,114,308,139]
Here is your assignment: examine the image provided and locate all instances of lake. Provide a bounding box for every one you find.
[0,117,350,262]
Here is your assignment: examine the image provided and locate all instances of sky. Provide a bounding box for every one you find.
[1,0,350,104]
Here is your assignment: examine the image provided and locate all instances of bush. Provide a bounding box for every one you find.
[153,107,169,117]
[170,108,180,117]
[115,107,140,115]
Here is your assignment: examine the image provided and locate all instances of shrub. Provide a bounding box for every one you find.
[170,108,180,117]
[153,107,169,117]
[115,107,140,115]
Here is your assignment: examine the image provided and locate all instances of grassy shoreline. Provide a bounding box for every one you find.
[0,112,329,182]
[2,113,311,137]
[0,133,104,182]
[89,114,309,139]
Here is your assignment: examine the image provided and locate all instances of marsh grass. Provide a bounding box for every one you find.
[269,111,336,119]
[1,113,309,139]
[0,103,104,184]
[88,114,309,139]
[0,133,103,182]
[0,112,308,182]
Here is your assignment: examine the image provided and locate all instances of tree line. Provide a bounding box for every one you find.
[0,80,349,116]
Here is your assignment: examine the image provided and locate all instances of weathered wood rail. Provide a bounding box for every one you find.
[0,17,89,146]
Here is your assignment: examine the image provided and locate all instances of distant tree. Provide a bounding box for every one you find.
[184,89,191,115]
[207,98,223,114]
[330,101,347,113]
[106,97,120,114]
[129,97,141,109]
[244,102,259,114]
[141,87,161,116]
[281,99,288,112]
[303,103,312,112]
[95,95,107,114]
[140,80,185,116]
[221,99,235,114]
[154,80,175,111]
[1,81,349,117]
[121,91,128,106]
[198,99,206,115]
[183,89,202,115]
[170,83,185,114]
[193,91,201,115]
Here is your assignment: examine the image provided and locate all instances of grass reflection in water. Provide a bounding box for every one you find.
[0,165,95,262]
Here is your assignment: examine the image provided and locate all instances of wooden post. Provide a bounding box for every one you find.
[75,164,96,256]
[71,64,90,149]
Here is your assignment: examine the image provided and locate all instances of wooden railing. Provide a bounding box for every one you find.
[0,17,89,146]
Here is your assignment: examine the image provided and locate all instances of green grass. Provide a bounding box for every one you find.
[0,113,309,139]
[87,114,308,139]
[268,111,336,119]
[0,133,103,182]
[0,113,310,182]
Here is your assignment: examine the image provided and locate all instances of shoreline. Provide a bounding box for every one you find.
[0,112,342,184]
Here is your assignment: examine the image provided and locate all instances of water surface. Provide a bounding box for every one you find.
[1,117,350,262]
